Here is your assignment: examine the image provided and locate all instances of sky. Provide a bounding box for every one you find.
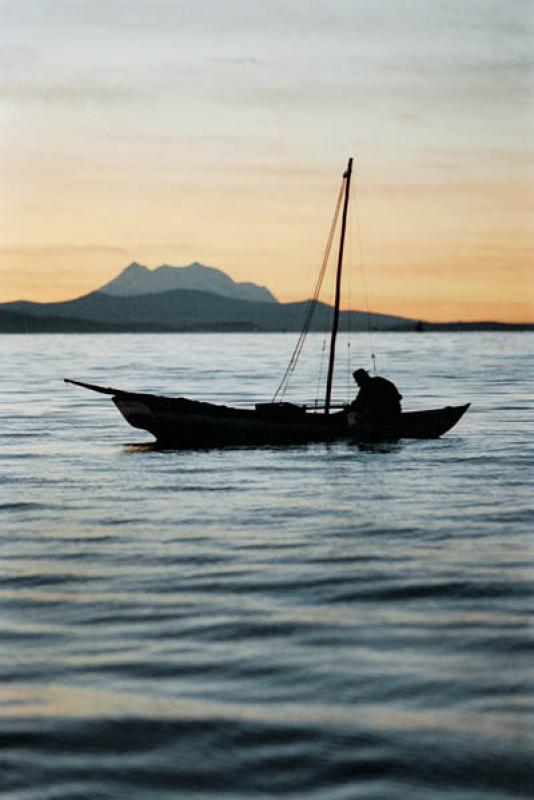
[1,0,533,322]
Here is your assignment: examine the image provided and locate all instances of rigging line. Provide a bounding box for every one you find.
[276,199,338,405]
[272,179,345,403]
[346,340,351,402]
[352,176,376,372]
[314,338,327,409]
[346,205,354,382]
[278,195,340,403]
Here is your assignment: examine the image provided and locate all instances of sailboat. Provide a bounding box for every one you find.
[65,159,469,447]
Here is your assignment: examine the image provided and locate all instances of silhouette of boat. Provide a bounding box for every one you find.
[63,379,469,446]
[65,159,469,447]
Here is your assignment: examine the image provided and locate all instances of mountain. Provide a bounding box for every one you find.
[98,261,278,304]
[3,263,530,333]
[1,289,414,333]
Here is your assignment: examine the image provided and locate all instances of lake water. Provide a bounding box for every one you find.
[1,332,533,800]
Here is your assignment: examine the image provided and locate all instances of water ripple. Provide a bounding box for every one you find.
[1,332,533,800]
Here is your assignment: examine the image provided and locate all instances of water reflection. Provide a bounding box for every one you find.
[353,441,403,454]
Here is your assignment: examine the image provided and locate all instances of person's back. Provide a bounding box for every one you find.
[351,369,402,421]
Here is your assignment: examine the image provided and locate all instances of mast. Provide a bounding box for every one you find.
[324,157,353,414]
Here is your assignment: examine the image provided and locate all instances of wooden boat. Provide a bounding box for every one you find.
[66,159,469,447]
[63,379,469,446]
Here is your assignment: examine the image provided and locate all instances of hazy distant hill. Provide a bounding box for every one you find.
[99,261,278,304]
[0,309,128,333]
[0,307,199,333]
[1,289,414,332]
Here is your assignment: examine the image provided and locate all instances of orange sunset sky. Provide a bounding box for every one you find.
[1,0,533,322]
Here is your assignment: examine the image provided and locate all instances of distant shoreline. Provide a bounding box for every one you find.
[1,318,532,334]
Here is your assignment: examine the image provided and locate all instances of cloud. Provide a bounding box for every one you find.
[0,244,127,257]
[205,56,265,67]
[0,77,150,107]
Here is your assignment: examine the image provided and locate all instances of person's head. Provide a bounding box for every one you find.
[353,368,370,387]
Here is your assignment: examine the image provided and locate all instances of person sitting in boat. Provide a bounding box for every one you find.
[350,368,402,421]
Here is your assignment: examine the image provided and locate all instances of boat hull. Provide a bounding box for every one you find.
[112,393,470,447]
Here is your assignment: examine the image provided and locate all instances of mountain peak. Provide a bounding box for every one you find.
[123,261,148,273]
[99,261,278,303]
